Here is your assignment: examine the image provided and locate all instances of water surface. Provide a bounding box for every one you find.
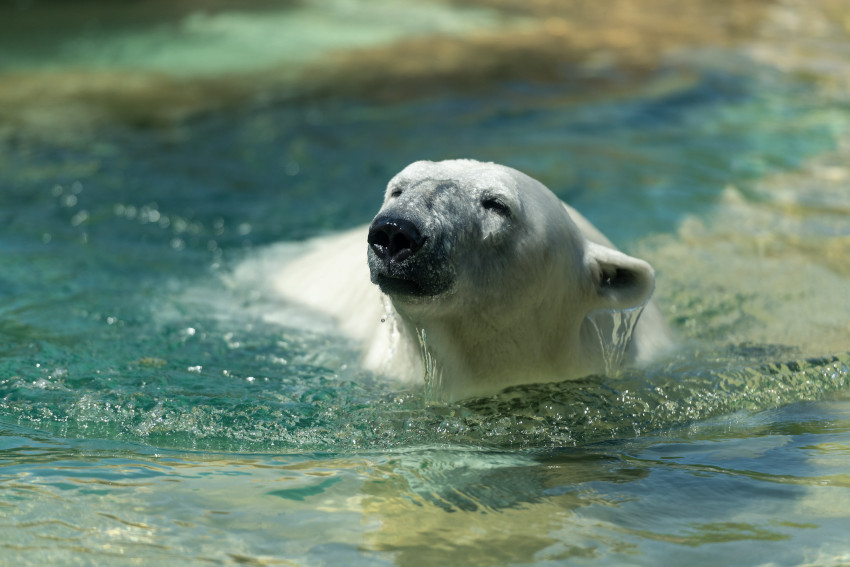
[2,1,850,565]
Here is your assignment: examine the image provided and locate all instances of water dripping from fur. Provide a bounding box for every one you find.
[418,300,648,404]
[418,327,445,404]
[586,302,648,376]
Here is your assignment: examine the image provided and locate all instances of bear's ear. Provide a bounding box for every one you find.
[585,242,655,311]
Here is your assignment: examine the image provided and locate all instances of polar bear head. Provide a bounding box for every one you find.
[366,159,656,399]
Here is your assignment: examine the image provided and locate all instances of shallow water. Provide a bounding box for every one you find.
[2,0,850,565]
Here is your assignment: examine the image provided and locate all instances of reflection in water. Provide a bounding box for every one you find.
[358,400,850,565]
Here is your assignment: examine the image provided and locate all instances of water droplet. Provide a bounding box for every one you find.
[71,210,89,226]
[144,208,161,223]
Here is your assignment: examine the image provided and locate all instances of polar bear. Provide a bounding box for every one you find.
[266,159,670,401]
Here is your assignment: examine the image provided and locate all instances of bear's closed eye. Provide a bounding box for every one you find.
[481,197,511,217]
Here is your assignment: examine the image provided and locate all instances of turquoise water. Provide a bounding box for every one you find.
[2,1,850,565]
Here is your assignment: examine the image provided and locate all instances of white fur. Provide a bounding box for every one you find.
[266,160,670,401]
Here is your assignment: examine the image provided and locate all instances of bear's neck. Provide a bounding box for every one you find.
[394,302,605,402]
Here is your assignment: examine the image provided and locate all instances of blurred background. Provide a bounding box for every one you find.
[7,0,843,139]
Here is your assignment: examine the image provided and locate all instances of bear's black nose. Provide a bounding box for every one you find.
[368,217,425,263]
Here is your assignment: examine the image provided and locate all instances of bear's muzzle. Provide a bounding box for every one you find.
[367,213,453,299]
